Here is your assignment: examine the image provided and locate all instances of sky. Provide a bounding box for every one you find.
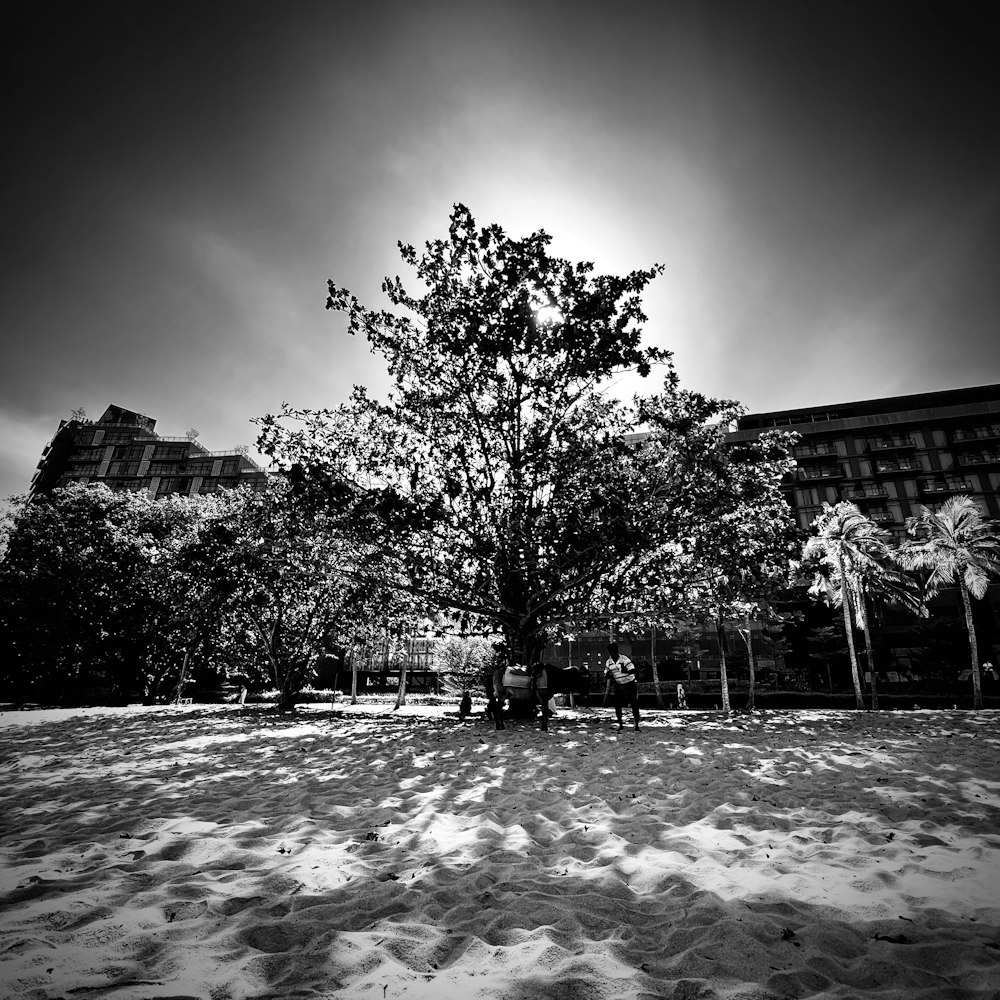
[3,0,1000,501]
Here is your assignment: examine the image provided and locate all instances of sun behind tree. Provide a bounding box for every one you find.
[257,205,795,695]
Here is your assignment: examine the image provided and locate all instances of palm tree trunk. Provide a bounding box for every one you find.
[651,625,665,708]
[840,578,865,710]
[716,618,731,713]
[350,645,359,705]
[860,600,878,712]
[959,578,983,711]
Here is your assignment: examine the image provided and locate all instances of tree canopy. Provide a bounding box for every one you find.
[258,205,797,668]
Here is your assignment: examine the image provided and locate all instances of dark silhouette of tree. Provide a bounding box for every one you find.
[258,205,737,669]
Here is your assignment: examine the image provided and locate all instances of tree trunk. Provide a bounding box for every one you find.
[566,637,575,708]
[716,618,731,713]
[840,575,865,710]
[959,578,983,711]
[394,636,410,709]
[171,643,193,705]
[741,624,756,712]
[651,625,665,708]
[508,627,545,668]
[252,617,295,712]
[860,600,878,712]
[484,665,505,730]
[275,683,298,713]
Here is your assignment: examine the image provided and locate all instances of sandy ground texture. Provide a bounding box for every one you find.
[1,703,999,1000]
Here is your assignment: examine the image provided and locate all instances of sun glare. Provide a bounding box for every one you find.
[533,304,563,325]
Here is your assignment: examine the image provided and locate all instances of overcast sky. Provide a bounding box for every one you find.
[3,0,999,500]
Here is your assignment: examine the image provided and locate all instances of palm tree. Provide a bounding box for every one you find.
[850,558,925,710]
[804,502,920,710]
[898,496,1000,711]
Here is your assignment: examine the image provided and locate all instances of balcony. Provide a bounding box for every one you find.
[954,452,1000,469]
[843,486,889,501]
[952,426,1000,444]
[795,445,838,459]
[874,460,922,474]
[867,436,916,452]
[919,480,975,495]
[869,510,896,524]
[799,466,843,481]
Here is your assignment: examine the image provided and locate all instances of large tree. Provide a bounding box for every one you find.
[258,207,804,674]
[898,495,1000,710]
[259,205,696,666]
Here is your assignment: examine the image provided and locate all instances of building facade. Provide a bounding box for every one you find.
[30,404,269,499]
[546,384,1000,696]
[727,383,1000,537]
[727,383,1000,683]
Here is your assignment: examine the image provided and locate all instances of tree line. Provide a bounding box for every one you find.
[2,206,997,712]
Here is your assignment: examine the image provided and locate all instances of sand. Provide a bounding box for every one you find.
[1,702,999,999]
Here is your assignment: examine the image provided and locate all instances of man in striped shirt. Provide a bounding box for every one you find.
[604,642,640,731]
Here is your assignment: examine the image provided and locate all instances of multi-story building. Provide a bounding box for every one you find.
[30,404,269,499]
[728,383,1000,682]
[727,382,1000,537]
[547,384,1000,696]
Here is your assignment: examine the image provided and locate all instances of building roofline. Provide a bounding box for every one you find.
[737,383,1000,430]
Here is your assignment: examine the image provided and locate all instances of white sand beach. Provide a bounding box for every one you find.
[1,703,999,999]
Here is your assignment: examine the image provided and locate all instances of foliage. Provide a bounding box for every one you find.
[0,484,214,702]
[258,205,799,672]
[259,204,663,663]
[177,479,415,711]
[607,411,801,711]
[898,495,1000,710]
[433,634,501,690]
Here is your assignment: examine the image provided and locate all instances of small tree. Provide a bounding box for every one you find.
[0,484,215,703]
[613,413,799,713]
[180,479,408,712]
[898,495,1000,710]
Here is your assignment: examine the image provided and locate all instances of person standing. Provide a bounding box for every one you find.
[604,642,640,731]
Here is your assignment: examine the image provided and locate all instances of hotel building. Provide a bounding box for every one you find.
[727,382,1000,536]
[30,404,269,499]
